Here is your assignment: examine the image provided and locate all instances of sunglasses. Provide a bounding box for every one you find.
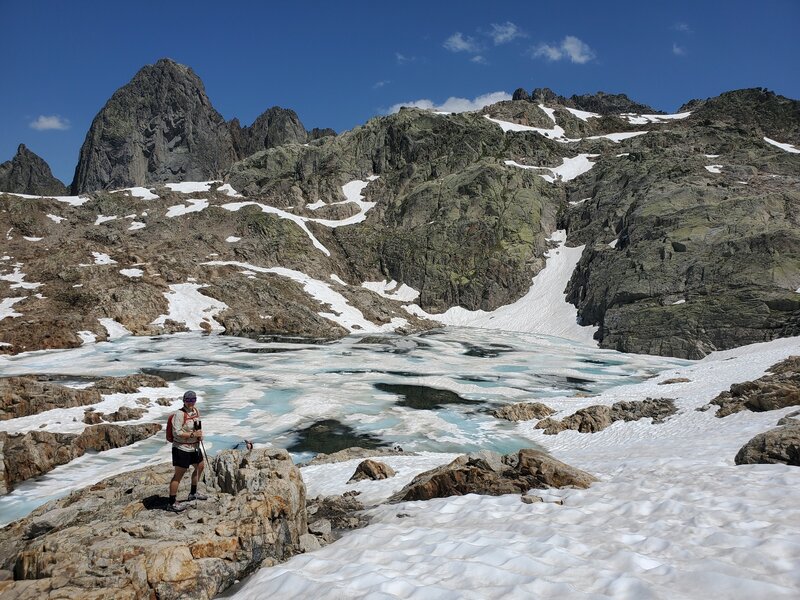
[185,398,197,403]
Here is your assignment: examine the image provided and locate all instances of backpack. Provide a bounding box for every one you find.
[166,408,187,443]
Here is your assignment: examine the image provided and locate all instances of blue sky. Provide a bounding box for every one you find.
[2,0,798,184]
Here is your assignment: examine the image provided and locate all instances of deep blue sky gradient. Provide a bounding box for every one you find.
[2,0,798,183]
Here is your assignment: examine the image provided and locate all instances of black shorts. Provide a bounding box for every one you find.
[172,446,203,468]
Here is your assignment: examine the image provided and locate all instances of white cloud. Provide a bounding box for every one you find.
[396,52,414,65]
[533,35,595,64]
[29,115,70,131]
[471,55,488,65]
[373,80,391,89]
[443,32,479,53]
[387,91,511,115]
[673,22,692,33]
[490,22,522,45]
[672,43,687,56]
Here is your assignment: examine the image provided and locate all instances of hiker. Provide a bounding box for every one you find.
[167,390,208,512]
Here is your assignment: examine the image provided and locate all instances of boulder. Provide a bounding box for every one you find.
[389,448,597,502]
[735,423,800,466]
[303,446,409,466]
[0,449,307,599]
[492,401,555,422]
[347,459,396,483]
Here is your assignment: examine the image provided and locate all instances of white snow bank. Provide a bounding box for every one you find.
[405,230,597,345]
[151,283,228,332]
[587,131,648,143]
[0,297,25,320]
[119,268,143,278]
[114,187,159,200]
[226,236,241,243]
[165,181,215,194]
[506,154,599,183]
[98,318,131,340]
[94,215,117,225]
[46,214,66,223]
[362,280,420,302]
[619,111,691,125]
[22,237,43,242]
[564,107,600,121]
[763,137,800,154]
[0,265,42,289]
[165,198,208,218]
[77,331,96,344]
[217,183,243,197]
[92,252,116,265]
[705,165,723,174]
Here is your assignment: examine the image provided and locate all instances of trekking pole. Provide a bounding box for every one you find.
[200,438,215,479]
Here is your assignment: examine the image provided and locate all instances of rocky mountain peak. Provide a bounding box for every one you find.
[232,106,309,158]
[70,58,238,193]
[512,87,660,115]
[0,143,68,196]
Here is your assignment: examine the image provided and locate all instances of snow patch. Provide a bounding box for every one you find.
[94,215,117,225]
[165,198,208,218]
[225,236,241,243]
[46,214,66,223]
[0,265,42,289]
[705,165,723,174]
[165,181,215,194]
[92,252,116,265]
[763,137,800,154]
[506,154,599,183]
[151,283,228,332]
[115,187,159,200]
[619,111,691,125]
[22,236,43,242]
[98,318,131,340]
[119,268,143,278]
[77,331,97,344]
[0,297,25,320]
[362,280,421,302]
[564,107,601,121]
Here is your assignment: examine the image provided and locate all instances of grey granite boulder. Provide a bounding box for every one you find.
[492,401,555,422]
[348,459,396,482]
[735,423,800,466]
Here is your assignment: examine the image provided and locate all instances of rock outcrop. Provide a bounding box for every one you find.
[230,106,308,158]
[0,423,161,494]
[492,401,555,422]
[709,356,800,416]
[0,144,68,196]
[0,448,307,599]
[536,398,677,435]
[389,448,597,502]
[0,374,168,420]
[735,423,800,466]
[511,87,660,115]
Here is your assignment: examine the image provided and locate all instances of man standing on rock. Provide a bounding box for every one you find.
[168,390,208,512]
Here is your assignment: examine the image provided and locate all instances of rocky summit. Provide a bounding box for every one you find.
[1,59,799,359]
[0,145,68,196]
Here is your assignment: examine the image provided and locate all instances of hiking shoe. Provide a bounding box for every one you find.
[188,492,208,501]
[167,501,188,513]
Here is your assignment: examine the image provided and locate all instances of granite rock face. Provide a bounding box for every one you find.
[0,448,307,599]
[231,106,309,158]
[0,144,68,196]
[71,59,238,193]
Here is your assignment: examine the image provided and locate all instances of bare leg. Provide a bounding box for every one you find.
[170,466,188,496]
[191,460,205,486]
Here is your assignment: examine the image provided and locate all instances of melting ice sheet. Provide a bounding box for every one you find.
[0,329,683,524]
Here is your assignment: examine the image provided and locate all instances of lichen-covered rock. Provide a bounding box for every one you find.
[389,448,597,502]
[0,376,101,420]
[735,423,800,466]
[0,448,307,599]
[492,401,555,422]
